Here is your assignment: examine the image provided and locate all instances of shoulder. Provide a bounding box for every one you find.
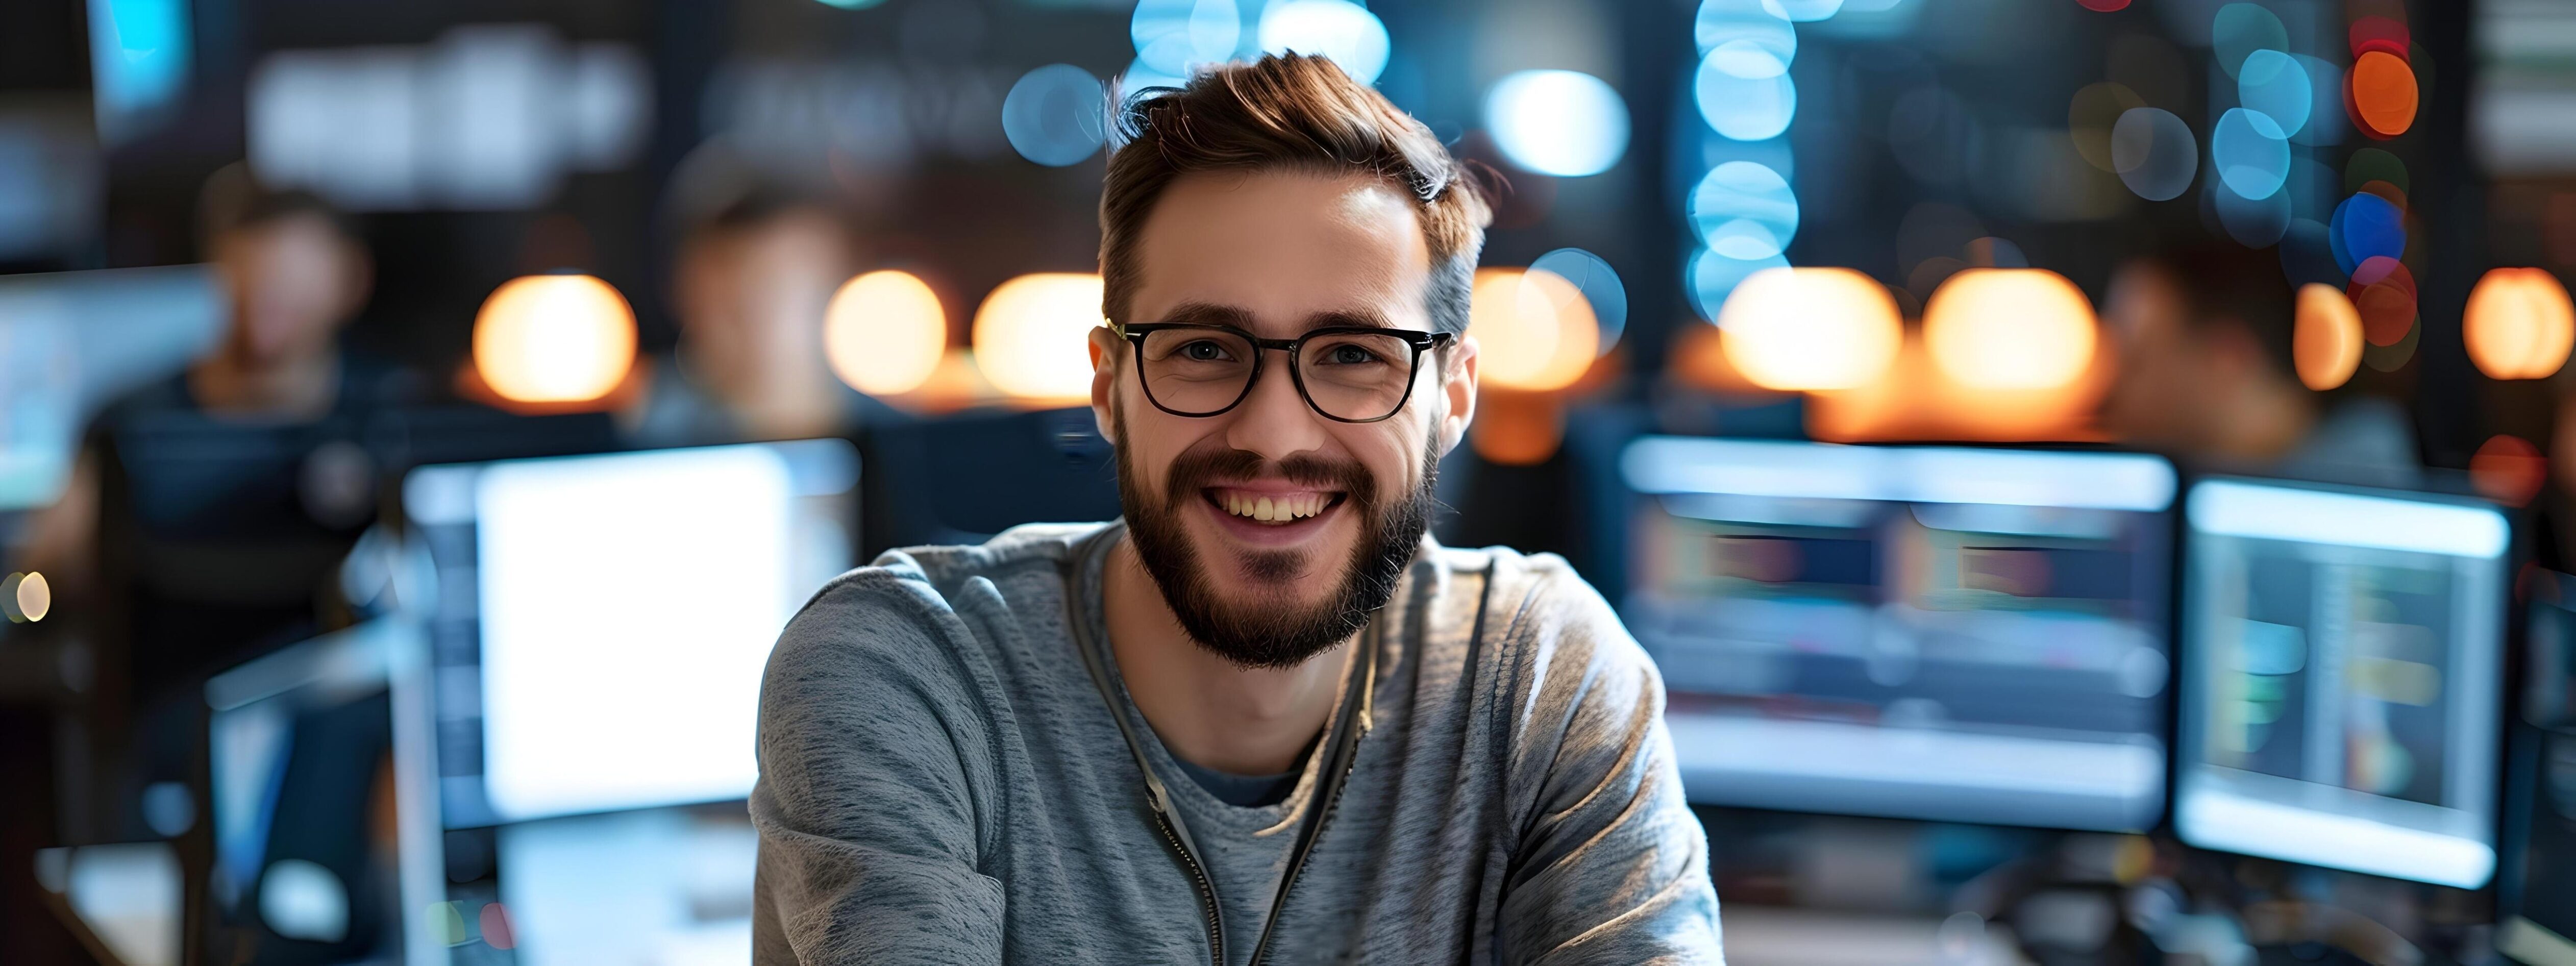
[1431,543,1662,730]
[767,522,1107,700]
[1430,543,1637,667]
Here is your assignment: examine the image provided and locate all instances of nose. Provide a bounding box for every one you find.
[1223,350,1331,464]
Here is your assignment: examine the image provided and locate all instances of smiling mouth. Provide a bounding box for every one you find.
[1203,488,1348,525]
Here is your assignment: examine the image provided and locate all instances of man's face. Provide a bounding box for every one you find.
[213,215,368,370]
[675,211,850,401]
[1091,171,1479,668]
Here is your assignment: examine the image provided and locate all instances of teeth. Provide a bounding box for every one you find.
[1219,491,1333,522]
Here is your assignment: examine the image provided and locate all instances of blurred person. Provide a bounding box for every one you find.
[751,56,1720,963]
[2099,242,2419,484]
[630,190,887,445]
[18,171,399,622]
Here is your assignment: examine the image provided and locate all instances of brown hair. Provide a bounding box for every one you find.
[1100,54,1492,335]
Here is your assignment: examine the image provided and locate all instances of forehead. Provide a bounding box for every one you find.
[1129,169,1433,336]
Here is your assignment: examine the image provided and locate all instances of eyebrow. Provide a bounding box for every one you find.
[1149,302,1401,335]
[1152,302,1257,328]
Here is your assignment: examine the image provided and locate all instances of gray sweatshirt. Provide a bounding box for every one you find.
[750,522,1722,964]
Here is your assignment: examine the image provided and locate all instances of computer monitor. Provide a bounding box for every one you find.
[2499,569,2576,964]
[2172,477,2508,889]
[857,405,1119,557]
[101,406,618,705]
[402,439,857,827]
[1619,437,2177,831]
[0,264,221,509]
[203,620,446,964]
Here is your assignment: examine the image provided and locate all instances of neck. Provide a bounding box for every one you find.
[1100,534,1353,776]
[721,365,845,441]
[188,351,339,419]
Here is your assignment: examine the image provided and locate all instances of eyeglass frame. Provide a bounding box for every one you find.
[1110,321,1457,424]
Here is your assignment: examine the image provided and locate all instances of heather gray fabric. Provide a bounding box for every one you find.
[750,522,1722,964]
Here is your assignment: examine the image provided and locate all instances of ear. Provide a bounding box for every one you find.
[1436,335,1479,457]
[1088,326,1121,444]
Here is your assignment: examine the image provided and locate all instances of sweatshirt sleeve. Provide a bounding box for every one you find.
[749,575,1007,965]
[1495,563,1724,965]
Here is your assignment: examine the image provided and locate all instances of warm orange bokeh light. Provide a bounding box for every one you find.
[1804,325,2116,443]
[472,275,638,404]
[2348,51,2418,139]
[1470,388,1567,466]
[972,273,1106,401]
[1922,268,2098,391]
[1468,267,1599,392]
[2293,284,2364,391]
[1716,267,1902,391]
[2466,267,2576,381]
[2471,435,2547,507]
[826,270,948,397]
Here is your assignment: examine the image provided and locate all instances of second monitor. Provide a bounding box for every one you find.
[1621,437,2177,831]
[2173,477,2508,889]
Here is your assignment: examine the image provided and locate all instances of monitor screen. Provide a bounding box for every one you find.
[2173,478,2508,889]
[402,439,857,826]
[2501,570,2576,964]
[204,620,445,962]
[0,265,221,509]
[1619,437,2177,831]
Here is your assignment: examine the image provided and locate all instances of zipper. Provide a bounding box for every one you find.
[1244,617,1382,966]
[1243,738,1364,966]
[1153,807,1226,966]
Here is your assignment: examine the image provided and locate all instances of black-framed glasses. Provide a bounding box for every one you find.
[1113,321,1454,424]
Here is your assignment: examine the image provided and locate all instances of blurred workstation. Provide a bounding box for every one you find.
[4,0,2576,963]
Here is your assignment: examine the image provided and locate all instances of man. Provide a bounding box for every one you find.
[751,56,1721,963]
[18,170,397,632]
[2099,242,2419,485]
[627,189,888,446]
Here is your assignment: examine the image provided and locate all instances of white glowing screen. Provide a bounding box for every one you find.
[476,446,796,822]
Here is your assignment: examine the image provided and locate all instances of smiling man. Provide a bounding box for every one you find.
[751,55,1720,964]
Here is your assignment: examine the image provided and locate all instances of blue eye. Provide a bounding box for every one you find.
[1323,344,1384,365]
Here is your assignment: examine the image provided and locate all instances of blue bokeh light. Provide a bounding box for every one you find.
[1690,161,1800,260]
[1002,64,1107,167]
[2112,107,2197,202]
[1695,57,1798,141]
[1695,0,1797,63]
[2329,192,2406,276]
[1485,70,1631,178]
[2212,108,2290,201]
[1770,0,1846,22]
[1257,0,1391,86]
[1132,0,1243,77]
[2237,50,2311,138]
[1530,248,1630,354]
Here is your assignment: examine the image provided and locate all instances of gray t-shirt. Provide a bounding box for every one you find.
[750,522,1722,964]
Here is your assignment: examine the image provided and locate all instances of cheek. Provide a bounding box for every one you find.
[1343,425,1433,493]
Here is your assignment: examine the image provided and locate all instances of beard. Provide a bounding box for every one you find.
[1114,404,1439,670]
